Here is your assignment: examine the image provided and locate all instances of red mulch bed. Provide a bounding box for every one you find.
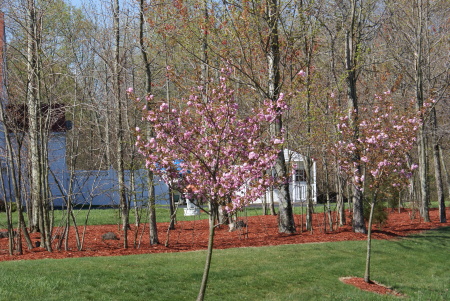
[1,207,448,295]
[340,277,406,297]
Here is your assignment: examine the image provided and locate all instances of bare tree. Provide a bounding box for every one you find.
[139,0,159,245]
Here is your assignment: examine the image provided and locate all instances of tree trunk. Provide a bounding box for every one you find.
[431,108,445,223]
[139,0,159,245]
[345,0,366,234]
[266,0,295,234]
[113,0,129,248]
[439,146,448,223]
[25,0,52,250]
[201,0,209,98]
[322,153,333,231]
[275,152,296,233]
[302,20,316,233]
[169,189,176,230]
[0,102,32,252]
[262,194,268,215]
[414,0,430,222]
[27,0,40,233]
[196,203,216,301]
[364,200,376,283]
[269,186,276,216]
[305,156,314,232]
[148,177,159,245]
[335,171,346,227]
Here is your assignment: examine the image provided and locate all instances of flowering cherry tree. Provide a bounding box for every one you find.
[336,93,423,283]
[130,67,286,301]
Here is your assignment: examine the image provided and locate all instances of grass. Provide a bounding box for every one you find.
[0,226,448,300]
[0,204,279,228]
[0,200,443,229]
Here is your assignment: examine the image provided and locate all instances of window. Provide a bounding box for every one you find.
[294,169,306,182]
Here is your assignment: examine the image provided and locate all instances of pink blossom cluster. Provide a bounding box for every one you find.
[133,69,286,212]
[336,96,422,191]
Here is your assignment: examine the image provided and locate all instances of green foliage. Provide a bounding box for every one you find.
[0,202,17,213]
[363,200,388,228]
[0,201,17,212]
[0,227,449,300]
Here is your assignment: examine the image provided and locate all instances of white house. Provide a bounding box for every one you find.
[256,149,317,204]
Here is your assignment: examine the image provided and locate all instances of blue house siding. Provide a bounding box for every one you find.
[0,129,172,208]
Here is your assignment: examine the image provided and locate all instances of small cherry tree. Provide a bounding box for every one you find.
[131,67,286,301]
[336,92,424,283]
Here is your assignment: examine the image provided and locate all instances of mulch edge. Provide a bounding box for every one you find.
[339,276,407,298]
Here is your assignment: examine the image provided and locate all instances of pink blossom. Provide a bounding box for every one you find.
[297,70,306,77]
[335,91,421,193]
[134,66,286,214]
[126,87,134,94]
[273,139,283,145]
[159,103,169,111]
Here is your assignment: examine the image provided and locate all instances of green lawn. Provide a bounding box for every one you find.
[0,204,268,228]
[0,226,448,300]
[0,200,443,228]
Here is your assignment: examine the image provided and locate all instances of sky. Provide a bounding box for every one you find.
[68,0,83,8]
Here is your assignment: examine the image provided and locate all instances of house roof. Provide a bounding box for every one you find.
[283,149,305,162]
[5,103,67,132]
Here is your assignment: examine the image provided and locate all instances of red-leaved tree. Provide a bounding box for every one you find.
[336,92,425,283]
[131,67,286,301]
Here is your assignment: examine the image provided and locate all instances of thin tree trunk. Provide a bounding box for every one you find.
[415,0,430,222]
[201,0,209,99]
[104,64,111,167]
[262,194,268,215]
[364,200,376,283]
[269,186,276,215]
[336,171,346,226]
[197,204,216,301]
[6,201,14,255]
[148,179,159,245]
[323,152,333,231]
[165,201,180,247]
[0,104,32,252]
[113,0,129,248]
[169,189,176,230]
[27,0,40,234]
[302,20,315,233]
[0,170,14,254]
[431,108,445,222]
[439,146,448,223]
[139,0,159,245]
[305,156,313,232]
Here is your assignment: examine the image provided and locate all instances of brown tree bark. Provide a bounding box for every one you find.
[113,0,129,248]
[266,0,295,234]
[345,0,365,234]
[139,0,159,245]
